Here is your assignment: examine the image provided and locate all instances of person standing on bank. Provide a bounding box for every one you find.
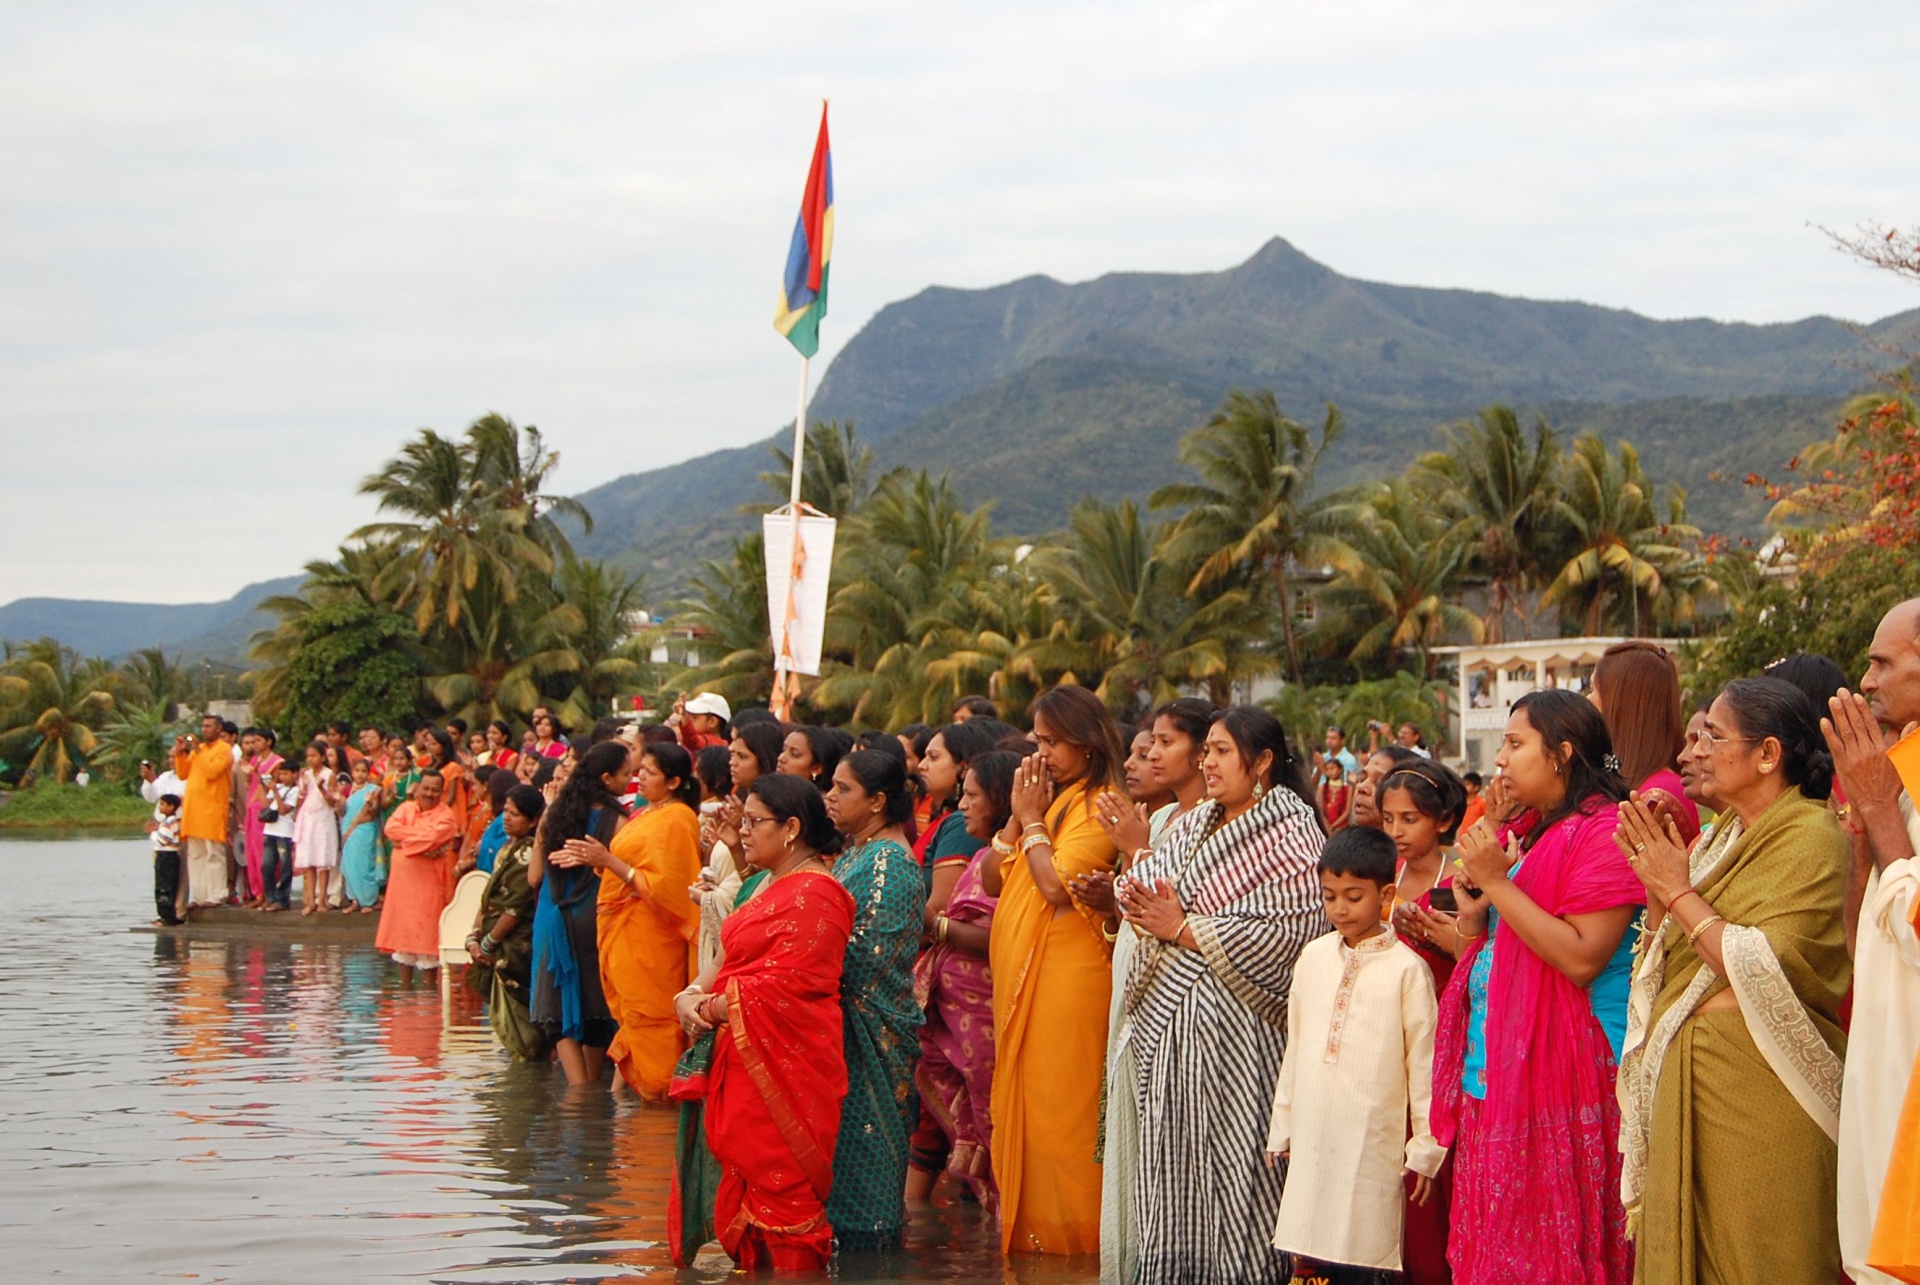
[172,715,235,909]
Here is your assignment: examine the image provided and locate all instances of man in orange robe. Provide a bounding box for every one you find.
[172,715,235,908]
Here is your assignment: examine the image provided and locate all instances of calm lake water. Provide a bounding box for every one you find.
[1,837,1100,1283]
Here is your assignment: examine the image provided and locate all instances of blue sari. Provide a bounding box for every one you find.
[828,837,927,1251]
[339,784,385,906]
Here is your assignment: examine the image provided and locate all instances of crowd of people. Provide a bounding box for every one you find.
[132,601,1920,1284]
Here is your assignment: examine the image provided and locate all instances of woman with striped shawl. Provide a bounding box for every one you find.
[1113,706,1330,1285]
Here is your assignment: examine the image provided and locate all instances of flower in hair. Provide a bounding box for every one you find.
[1602,753,1622,774]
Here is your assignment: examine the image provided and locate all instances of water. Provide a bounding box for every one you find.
[1,838,1100,1283]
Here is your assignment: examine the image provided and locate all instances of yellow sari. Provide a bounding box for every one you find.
[600,799,703,1099]
[990,780,1116,1254]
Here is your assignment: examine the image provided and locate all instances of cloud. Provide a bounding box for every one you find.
[2,0,1916,601]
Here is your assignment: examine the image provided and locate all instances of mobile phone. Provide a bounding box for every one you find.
[1428,885,1458,913]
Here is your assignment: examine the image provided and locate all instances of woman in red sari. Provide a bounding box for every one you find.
[671,773,854,1272]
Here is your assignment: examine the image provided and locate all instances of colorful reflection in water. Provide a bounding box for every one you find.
[1,840,1099,1283]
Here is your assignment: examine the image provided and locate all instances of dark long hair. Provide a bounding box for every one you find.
[1511,689,1628,843]
[750,773,844,857]
[792,725,855,791]
[1029,684,1126,796]
[966,750,1020,836]
[838,748,919,829]
[539,739,630,850]
[1211,706,1319,822]
[1593,641,1685,788]
[1764,654,1848,714]
[1717,677,1835,801]
[1151,697,1216,750]
[732,722,786,791]
[642,742,701,810]
[694,745,732,801]
[925,721,1000,809]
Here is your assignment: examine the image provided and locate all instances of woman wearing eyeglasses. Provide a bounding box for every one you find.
[1615,678,1849,1284]
[668,773,855,1272]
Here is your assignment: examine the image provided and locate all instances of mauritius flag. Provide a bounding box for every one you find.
[773,104,833,359]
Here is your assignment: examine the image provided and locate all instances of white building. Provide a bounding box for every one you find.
[1431,636,1681,772]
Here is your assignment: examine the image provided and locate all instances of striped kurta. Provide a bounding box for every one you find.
[1115,786,1330,1285]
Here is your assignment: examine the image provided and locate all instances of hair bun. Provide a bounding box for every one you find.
[1801,743,1835,802]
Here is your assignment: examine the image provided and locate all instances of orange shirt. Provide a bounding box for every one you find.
[171,740,234,842]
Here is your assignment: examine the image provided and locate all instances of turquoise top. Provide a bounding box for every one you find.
[1462,901,1499,1101]
[1588,910,1643,1061]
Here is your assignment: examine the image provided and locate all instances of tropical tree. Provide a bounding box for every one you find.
[757,419,894,517]
[1314,480,1484,676]
[0,639,117,784]
[667,534,776,708]
[810,472,1002,726]
[1416,405,1564,641]
[94,701,186,785]
[541,556,647,727]
[263,599,423,744]
[1546,434,1703,635]
[468,413,594,558]
[1024,498,1273,713]
[1152,390,1350,685]
[353,427,552,632]
[118,648,195,715]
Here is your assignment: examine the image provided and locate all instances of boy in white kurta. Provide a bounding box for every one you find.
[1267,826,1444,1278]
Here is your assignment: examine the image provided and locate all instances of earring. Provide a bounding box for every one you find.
[1252,781,1268,801]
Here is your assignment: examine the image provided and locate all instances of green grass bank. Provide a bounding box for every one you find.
[0,784,151,830]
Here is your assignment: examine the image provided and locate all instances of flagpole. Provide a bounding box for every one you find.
[771,356,810,720]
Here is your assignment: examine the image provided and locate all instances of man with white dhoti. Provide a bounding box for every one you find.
[1825,597,1920,1285]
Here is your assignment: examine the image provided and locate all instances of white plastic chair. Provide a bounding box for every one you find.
[437,869,492,1020]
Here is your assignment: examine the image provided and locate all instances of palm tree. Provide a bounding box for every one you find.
[1547,434,1702,635]
[667,535,777,708]
[756,419,894,516]
[1151,391,1349,685]
[0,639,117,784]
[94,701,184,784]
[1026,498,1274,712]
[119,647,194,715]
[353,429,552,632]
[1314,480,1484,676]
[468,413,594,558]
[1416,405,1563,642]
[546,556,647,725]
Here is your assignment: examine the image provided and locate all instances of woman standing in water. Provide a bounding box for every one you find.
[988,684,1123,1257]
[529,739,630,1087]
[376,770,460,975]
[822,748,928,1252]
[670,774,855,1272]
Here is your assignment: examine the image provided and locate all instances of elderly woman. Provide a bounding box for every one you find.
[1111,705,1328,1284]
[1616,677,1850,1284]
[375,770,460,974]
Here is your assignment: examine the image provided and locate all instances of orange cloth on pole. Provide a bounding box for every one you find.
[171,740,234,843]
[989,781,1115,1255]
[375,801,461,959]
[600,799,704,1098]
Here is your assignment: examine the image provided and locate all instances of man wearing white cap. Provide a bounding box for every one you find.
[671,691,733,754]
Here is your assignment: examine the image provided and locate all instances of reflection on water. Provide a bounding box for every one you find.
[0,841,1099,1283]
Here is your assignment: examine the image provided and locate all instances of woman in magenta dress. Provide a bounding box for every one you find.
[1433,690,1643,1285]
[1383,758,1471,1285]
[914,748,1015,1210]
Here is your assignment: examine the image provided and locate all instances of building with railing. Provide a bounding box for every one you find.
[1431,636,1681,772]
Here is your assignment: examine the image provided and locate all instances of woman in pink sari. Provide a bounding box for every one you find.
[913,749,1012,1208]
[238,729,284,907]
[1434,689,1643,1285]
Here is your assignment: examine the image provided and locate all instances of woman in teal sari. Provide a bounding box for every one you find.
[823,749,928,1252]
[339,758,385,911]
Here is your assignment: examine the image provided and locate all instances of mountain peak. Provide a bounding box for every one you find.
[1231,236,1340,288]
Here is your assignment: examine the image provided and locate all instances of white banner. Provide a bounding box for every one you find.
[762,510,837,678]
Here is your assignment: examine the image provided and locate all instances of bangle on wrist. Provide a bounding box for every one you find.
[1021,832,1051,855]
[991,834,1015,856]
[1686,913,1725,946]
[1022,821,1047,834]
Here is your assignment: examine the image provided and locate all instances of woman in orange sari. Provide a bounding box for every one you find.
[670,773,855,1272]
[560,742,704,1100]
[986,683,1122,1255]
[375,771,461,976]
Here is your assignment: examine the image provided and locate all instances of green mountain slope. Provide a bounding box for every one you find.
[0,576,303,661]
[577,238,1909,586]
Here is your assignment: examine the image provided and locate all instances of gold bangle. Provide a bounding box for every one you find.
[991,834,1015,856]
[1100,920,1119,945]
[1686,913,1725,946]
[936,915,950,945]
[1020,832,1051,855]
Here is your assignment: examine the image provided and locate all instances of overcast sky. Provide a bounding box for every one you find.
[5,1,1918,603]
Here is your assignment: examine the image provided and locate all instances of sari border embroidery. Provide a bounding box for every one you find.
[726,975,836,1203]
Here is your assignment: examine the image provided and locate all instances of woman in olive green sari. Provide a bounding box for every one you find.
[1616,678,1851,1285]
[466,785,549,1061]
